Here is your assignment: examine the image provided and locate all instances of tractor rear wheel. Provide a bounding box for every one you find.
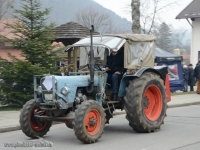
[124,72,167,133]
[74,100,105,143]
[19,99,52,138]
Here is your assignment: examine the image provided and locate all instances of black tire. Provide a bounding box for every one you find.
[124,72,167,133]
[19,99,52,138]
[74,100,105,144]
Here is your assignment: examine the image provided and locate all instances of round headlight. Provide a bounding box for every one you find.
[61,87,68,95]
[38,86,42,93]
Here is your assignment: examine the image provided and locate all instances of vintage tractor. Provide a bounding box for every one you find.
[20,26,171,144]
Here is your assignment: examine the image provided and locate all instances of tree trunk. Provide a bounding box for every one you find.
[131,0,141,34]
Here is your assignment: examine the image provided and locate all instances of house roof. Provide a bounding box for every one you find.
[52,22,99,39]
[176,0,200,19]
[0,19,17,39]
[0,49,25,61]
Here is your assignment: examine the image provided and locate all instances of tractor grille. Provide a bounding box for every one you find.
[41,78,57,100]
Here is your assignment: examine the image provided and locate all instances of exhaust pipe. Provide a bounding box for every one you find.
[86,25,94,94]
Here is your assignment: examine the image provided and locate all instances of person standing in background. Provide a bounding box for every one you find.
[194,59,200,94]
[188,64,195,91]
[183,65,189,92]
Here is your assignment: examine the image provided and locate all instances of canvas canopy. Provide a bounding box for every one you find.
[105,34,156,42]
[66,34,156,69]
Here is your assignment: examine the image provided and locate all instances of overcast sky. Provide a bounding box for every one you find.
[94,0,193,30]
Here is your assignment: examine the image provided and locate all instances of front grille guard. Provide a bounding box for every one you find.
[34,75,57,102]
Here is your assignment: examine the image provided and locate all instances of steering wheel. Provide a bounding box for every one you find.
[94,62,102,71]
[94,61,102,71]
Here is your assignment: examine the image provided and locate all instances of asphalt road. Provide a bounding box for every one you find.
[0,105,200,150]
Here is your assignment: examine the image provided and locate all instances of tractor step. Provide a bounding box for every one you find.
[102,101,119,105]
[104,101,121,115]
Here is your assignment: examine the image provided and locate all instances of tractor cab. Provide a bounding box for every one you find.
[66,34,156,73]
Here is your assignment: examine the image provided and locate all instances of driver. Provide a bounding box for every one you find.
[105,47,126,101]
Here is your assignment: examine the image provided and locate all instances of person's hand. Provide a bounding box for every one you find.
[105,67,110,71]
[115,71,121,74]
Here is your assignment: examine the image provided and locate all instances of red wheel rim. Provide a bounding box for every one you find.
[84,109,101,135]
[143,85,162,121]
[30,107,47,131]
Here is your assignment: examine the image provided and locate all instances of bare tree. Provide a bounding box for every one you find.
[75,5,112,34]
[0,0,14,19]
[128,0,177,34]
[171,28,187,49]
[141,0,177,34]
[181,40,191,54]
[170,27,190,54]
[131,0,141,33]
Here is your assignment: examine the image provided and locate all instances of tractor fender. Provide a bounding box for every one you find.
[118,67,167,97]
[133,66,165,79]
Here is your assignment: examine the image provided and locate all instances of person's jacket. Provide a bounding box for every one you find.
[188,68,195,86]
[183,68,189,80]
[194,62,200,79]
[106,51,126,74]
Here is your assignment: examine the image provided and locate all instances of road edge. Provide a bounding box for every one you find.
[1,102,200,133]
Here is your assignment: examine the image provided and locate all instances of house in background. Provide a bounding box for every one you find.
[176,0,200,66]
[174,48,190,65]
[0,20,99,71]
[52,22,99,71]
[0,19,25,61]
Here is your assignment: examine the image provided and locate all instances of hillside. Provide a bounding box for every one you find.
[13,0,132,33]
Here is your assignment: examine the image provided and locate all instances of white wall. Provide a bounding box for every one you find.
[191,18,200,66]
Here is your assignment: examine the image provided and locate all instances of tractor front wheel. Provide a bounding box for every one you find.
[19,99,52,138]
[124,72,167,133]
[74,100,105,143]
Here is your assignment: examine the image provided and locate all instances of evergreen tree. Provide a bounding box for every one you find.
[7,0,59,68]
[0,57,49,106]
[156,22,172,52]
[0,0,61,107]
